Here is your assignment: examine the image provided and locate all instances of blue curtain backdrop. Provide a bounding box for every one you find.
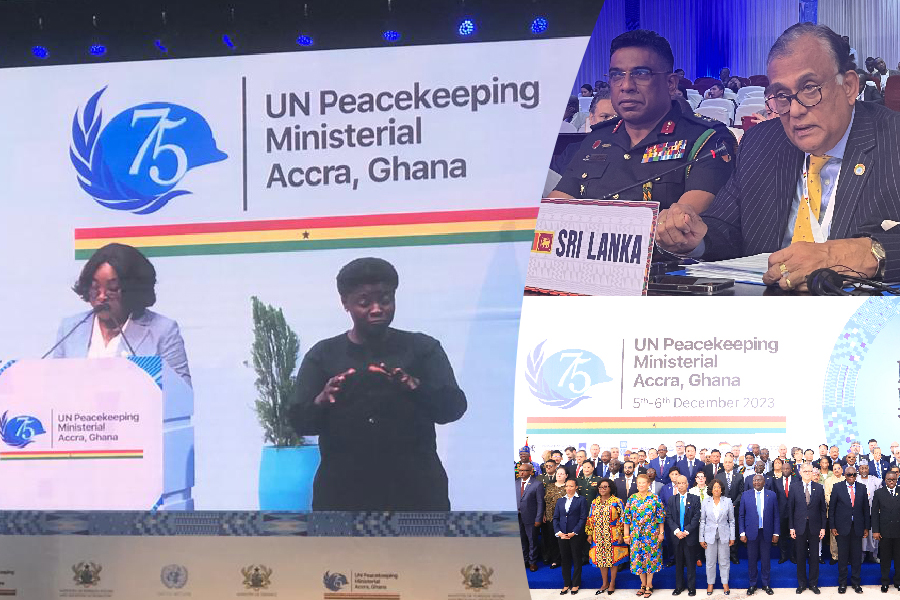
[571,0,800,93]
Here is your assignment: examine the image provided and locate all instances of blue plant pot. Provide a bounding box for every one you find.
[258,445,320,511]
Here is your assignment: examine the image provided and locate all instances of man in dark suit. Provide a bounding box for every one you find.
[563,446,578,479]
[870,447,891,482]
[597,449,613,479]
[553,479,589,594]
[588,444,602,472]
[703,449,723,481]
[651,444,676,485]
[872,470,900,591]
[616,460,639,500]
[677,445,704,485]
[656,23,900,289]
[740,474,780,595]
[745,461,775,492]
[716,452,744,564]
[666,475,701,596]
[829,466,871,593]
[789,463,827,594]
[516,463,545,571]
[773,461,796,564]
[660,466,683,568]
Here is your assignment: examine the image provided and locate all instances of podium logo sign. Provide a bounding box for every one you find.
[160,564,189,590]
[0,412,46,448]
[72,562,102,587]
[71,87,228,215]
[322,572,348,592]
[460,564,494,590]
[240,565,272,591]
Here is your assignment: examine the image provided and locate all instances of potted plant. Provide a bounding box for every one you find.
[251,296,320,510]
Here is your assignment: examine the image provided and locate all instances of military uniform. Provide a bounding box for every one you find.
[577,474,602,505]
[554,101,736,208]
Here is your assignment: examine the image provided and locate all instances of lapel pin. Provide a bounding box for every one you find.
[854,164,865,176]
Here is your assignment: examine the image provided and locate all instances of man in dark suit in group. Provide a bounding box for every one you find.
[789,463,827,594]
[660,466,683,568]
[829,466,871,593]
[872,470,900,591]
[703,449,723,481]
[516,463,545,572]
[651,444,676,485]
[563,446,578,479]
[745,460,775,492]
[666,475,701,596]
[596,449,613,479]
[774,460,797,564]
[677,445,704,484]
[616,460,640,500]
[716,452,744,564]
[740,474,780,595]
[656,23,900,289]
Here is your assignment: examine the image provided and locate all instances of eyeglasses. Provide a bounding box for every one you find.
[845,473,857,477]
[89,284,122,298]
[765,75,838,115]
[607,68,672,85]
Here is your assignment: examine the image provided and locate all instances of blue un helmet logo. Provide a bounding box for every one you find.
[525,340,612,409]
[0,411,46,448]
[70,87,227,214]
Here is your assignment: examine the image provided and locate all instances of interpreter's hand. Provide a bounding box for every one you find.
[655,204,708,255]
[875,532,882,541]
[369,363,420,391]
[314,368,356,405]
[762,238,878,291]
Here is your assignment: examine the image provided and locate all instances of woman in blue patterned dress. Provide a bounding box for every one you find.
[623,474,666,598]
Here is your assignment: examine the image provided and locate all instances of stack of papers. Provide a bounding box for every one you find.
[683,253,771,285]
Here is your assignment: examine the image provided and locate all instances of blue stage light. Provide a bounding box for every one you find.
[530,16,549,34]
[89,44,107,56]
[296,34,314,46]
[382,30,401,42]
[458,18,476,36]
[154,39,169,54]
[222,34,236,49]
[32,46,49,59]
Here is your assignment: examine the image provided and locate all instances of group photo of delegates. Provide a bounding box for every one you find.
[545,0,900,293]
[518,440,900,596]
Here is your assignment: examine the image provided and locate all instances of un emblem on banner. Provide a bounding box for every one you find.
[241,564,272,590]
[70,87,227,214]
[0,411,46,448]
[461,564,494,590]
[525,340,612,409]
[72,562,102,587]
[160,564,188,589]
[323,571,348,592]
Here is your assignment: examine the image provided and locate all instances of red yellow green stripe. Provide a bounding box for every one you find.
[0,449,143,461]
[74,207,538,258]
[526,416,786,435]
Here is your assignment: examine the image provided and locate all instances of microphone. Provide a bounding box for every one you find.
[807,268,900,296]
[103,310,138,357]
[42,304,106,359]
[600,142,732,201]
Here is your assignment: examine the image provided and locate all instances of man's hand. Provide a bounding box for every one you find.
[729,539,735,547]
[831,528,839,537]
[863,529,869,539]
[700,541,708,549]
[772,534,779,544]
[314,368,356,405]
[368,363,420,391]
[535,521,542,528]
[740,535,747,543]
[819,529,826,540]
[790,529,796,539]
[762,238,879,291]
[656,204,708,255]
[874,532,882,541]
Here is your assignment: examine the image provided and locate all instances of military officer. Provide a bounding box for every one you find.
[550,29,735,212]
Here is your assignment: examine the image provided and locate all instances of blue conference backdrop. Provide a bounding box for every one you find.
[0,37,589,512]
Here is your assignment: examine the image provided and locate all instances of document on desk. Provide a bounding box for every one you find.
[683,253,772,285]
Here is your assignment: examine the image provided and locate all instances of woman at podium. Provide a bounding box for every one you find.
[51,243,191,387]
[289,257,466,511]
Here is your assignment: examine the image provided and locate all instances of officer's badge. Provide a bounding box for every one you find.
[642,140,687,163]
[602,143,612,148]
[854,164,866,176]
[592,140,603,149]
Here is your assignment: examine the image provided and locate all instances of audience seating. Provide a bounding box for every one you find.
[885,75,900,112]
[694,105,729,125]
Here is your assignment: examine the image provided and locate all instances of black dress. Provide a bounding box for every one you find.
[289,328,467,510]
